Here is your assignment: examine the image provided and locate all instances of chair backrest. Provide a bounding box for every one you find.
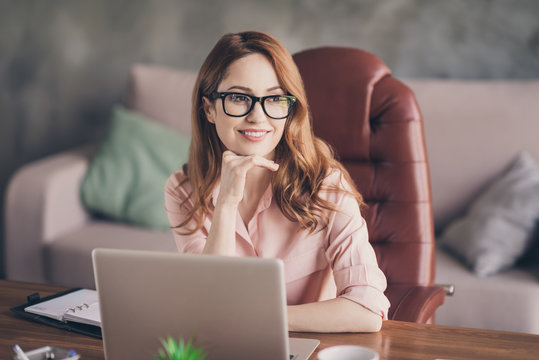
[293,47,436,319]
[127,49,439,320]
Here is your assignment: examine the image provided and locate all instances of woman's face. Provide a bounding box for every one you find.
[203,53,287,160]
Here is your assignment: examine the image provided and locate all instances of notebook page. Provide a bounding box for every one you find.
[63,302,101,327]
[24,289,98,322]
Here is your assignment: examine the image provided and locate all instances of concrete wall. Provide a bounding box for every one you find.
[1,0,539,278]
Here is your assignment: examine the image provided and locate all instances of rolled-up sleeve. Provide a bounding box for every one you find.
[164,171,207,254]
[324,178,390,319]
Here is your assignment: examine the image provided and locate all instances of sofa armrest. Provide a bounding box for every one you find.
[5,146,95,283]
[386,285,446,323]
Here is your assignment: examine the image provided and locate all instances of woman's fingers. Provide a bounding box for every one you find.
[238,155,279,172]
[217,151,279,205]
[223,151,279,172]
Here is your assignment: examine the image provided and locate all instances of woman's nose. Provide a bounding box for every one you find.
[246,101,266,123]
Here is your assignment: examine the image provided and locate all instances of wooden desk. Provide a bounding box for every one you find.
[1,279,538,359]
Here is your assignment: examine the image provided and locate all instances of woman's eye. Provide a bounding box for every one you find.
[268,96,289,105]
[267,96,289,107]
[230,94,249,102]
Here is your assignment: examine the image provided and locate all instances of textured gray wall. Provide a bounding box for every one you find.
[1,0,539,278]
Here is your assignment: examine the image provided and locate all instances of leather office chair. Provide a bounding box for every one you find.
[293,47,446,322]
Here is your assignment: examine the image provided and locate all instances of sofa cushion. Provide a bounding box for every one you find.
[127,64,197,136]
[80,106,190,230]
[440,152,539,276]
[405,80,539,232]
[45,221,176,289]
[435,247,539,334]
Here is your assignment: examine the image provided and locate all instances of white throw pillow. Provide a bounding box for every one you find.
[440,151,539,276]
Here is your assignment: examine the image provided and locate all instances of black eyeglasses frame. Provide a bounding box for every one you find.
[210,91,297,120]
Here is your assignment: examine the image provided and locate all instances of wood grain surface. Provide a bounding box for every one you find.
[2,279,538,360]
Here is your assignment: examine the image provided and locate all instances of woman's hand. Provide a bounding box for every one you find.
[203,150,278,256]
[217,150,279,206]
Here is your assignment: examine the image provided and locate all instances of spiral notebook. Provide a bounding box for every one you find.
[24,289,101,326]
[10,287,102,338]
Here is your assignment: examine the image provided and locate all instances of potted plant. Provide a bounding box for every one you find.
[153,336,207,360]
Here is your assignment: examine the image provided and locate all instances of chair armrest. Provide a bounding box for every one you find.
[5,146,94,283]
[387,285,446,323]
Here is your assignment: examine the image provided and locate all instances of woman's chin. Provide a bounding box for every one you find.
[230,148,275,160]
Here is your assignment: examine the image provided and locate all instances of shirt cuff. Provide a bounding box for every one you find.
[333,264,390,319]
[339,286,390,320]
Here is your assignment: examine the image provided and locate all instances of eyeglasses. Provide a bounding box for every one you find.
[210,92,296,120]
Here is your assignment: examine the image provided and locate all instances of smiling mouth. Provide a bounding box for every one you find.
[238,130,269,138]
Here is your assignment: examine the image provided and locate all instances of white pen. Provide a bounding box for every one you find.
[13,344,30,360]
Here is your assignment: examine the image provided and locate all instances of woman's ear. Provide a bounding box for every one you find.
[202,97,216,124]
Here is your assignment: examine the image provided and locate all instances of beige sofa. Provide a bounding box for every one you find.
[5,65,539,334]
[405,79,539,334]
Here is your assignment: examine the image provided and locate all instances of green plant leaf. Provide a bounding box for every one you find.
[153,336,207,360]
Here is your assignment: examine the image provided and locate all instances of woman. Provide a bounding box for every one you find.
[165,31,390,332]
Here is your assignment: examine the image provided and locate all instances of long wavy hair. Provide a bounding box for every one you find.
[176,31,364,234]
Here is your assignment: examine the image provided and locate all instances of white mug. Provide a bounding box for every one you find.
[317,345,379,360]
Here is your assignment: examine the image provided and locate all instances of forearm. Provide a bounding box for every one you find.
[203,201,238,256]
[287,297,382,333]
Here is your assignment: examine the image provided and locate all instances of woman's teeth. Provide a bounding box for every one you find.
[241,131,266,137]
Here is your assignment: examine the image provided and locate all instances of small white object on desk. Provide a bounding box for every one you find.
[13,346,80,360]
[13,345,30,360]
[317,345,379,360]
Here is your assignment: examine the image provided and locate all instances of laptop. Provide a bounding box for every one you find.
[92,248,319,360]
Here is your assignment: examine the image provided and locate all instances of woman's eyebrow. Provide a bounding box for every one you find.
[225,85,251,92]
[224,85,284,93]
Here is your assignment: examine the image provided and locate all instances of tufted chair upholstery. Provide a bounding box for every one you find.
[293,47,445,322]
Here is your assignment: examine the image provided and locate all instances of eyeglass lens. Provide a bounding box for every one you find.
[224,93,293,119]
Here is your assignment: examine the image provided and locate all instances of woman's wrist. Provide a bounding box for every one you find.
[203,198,238,256]
[215,193,242,209]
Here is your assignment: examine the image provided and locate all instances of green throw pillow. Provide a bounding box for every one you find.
[80,106,190,230]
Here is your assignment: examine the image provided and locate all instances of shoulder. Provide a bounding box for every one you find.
[165,168,192,200]
[322,168,353,192]
[320,167,361,211]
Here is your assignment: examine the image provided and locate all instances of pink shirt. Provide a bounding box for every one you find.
[164,169,390,319]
